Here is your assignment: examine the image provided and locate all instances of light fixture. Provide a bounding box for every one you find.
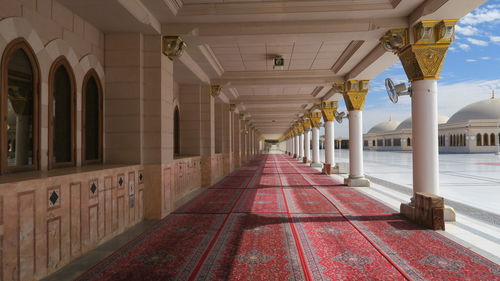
[162,36,187,60]
[273,55,284,70]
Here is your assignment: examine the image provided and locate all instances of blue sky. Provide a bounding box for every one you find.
[334,0,500,138]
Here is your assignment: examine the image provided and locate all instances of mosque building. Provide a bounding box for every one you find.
[364,95,500,153]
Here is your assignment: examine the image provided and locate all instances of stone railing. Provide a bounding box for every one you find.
[0,165,144,281]
[169,156,202,206]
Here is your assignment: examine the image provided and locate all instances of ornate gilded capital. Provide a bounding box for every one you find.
[343,80,369,111]
[210,85,222,97]
[381,20,457,81]
[320,101,338,121]
[302,117,312,131]
[229,104,236,112]
[239,113,245,120]
[308,112,322,128]
[296,123,304,134]
[162,36,187,60]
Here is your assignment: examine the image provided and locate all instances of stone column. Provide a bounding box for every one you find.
[242,119,248,162]
[294,129,300,159]
[320,101,337,174]
[380,22,457,221]
[302,117,312,163]
[299,131,304,161]
[233,112,241,168]
[200,85,216,187]
[105,34,178,219]
[222,104,232,174]
[342,80,370,187]
[309,112,322,168]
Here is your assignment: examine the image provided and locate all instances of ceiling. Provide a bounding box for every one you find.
[58,0,487,137]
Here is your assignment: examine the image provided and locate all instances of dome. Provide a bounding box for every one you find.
[368,119,400,133]
[396,115,449,131]
[447,98,500,124]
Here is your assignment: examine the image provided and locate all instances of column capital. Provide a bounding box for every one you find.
[343,80,369,111]
[295,123,304,134]
[308,112,322,128]
[301,117,312,131]
[229,104,236,112]
[318,101,338,121]
[210,85,222,97]
[380,20,458,81]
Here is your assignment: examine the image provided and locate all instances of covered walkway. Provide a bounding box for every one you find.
[72,154,497,281]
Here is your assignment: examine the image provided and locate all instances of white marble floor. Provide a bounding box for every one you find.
[315,149,500,215]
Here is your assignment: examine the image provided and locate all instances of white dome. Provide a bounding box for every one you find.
[368,120,400,133]
[447,98,500,124]
[396,115,449,131]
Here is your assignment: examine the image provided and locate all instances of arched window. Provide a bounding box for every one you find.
[49,57,75,168]
[174,106,180,156]
[372,140,375,146]
[463,134,466,146]
[82,70,102,164]
[483,133,489,146]
[1,39,39,172]
[476,134,482,146]
[407,138,411,146]
[490,133,495,146]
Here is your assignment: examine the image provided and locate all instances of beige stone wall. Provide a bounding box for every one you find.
[0,0,104,63]
[0,165,144,281]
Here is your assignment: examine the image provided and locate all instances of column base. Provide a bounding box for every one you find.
[400,192,456,230]
[322,163,332,175]
[344,176,371,187]
[302,157,308,163]
[310,162,323,168]
[293,154,297,158]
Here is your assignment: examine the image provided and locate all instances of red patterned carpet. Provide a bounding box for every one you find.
[77,154,500,281]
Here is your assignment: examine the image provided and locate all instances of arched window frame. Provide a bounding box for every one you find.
[490,133,495,146]
[0,38,40,173]
[476,133,482,146]
[174,106,180,156]
[82,69,103,164]
[483,133,489,146]
[48,56,76,169]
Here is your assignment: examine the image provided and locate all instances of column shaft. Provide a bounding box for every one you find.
[295,135,300,158]
[304,130,311,162]
[312,127,320,165]
[348,110,364,178]
[324,121,334,165]
[412,80,439,195]
[299,133,304,159]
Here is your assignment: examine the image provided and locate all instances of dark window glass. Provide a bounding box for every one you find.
[85,77,100,161]
[476,134,482,146]
[53,65,72,163]
[174,106,180,155]
[7,49,34,167]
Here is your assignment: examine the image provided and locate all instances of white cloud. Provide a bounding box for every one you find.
[460,6,500,25]
[456,42,471,51]
[438,79,500,116]
[455,25,479,36]
[480,56,491,60]
[466,59,477,62]
[466,37,489,46]
[491,35,500,43]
